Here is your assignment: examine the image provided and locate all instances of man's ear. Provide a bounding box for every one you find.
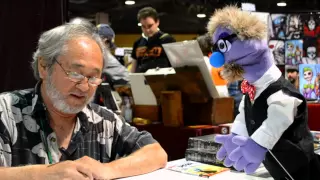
[156,19,160,26]
[38,57,48,79]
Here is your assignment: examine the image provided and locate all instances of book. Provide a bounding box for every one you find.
[166,160,229,178]
[187,134,221,151]
[185,148,223,166]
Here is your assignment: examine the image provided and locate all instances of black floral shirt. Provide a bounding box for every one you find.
[0,82,156,166]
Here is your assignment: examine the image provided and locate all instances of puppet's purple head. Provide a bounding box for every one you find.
[207,6,274,83]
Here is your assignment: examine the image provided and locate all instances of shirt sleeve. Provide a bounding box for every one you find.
[231,95,249,137]
[251,90,302,149]
[0,94,14,167]
[0,134,11,167]
[112,114,157,158]
[162,34,176,44]
[131,40,138,60]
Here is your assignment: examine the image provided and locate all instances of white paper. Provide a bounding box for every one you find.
[162,41,220,98]
[129,73,158,106]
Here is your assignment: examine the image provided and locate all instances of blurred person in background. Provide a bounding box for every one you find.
[0,20,167,180]
[97,24,129,86]
[286,66,299,90]
[130,7,176,73]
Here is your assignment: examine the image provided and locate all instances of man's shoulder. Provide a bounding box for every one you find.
[0,88,34,108]
[158,32,176,43]
[87,103,120,123]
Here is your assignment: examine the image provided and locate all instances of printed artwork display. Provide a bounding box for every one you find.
[285,40,303,65]
[298,64,320,100]
[302,14,320,38]
[285,14,303,40]
[303,37,320,64]
[270,14,287,40]
[269,12,320,101]
[269,40,285,65]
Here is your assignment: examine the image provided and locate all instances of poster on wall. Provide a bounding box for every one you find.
[302,13,320,38]
[285,40,303,65]
[269,40,285,65]
[303,37,319,64]
[285,14,303,40]
[270,14,287,40]
[299,64,319,100]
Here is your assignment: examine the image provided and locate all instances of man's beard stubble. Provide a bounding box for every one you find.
[45,74,94,114]
[288,77,296,84]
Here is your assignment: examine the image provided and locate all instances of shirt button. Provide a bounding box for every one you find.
[250,120,255,125]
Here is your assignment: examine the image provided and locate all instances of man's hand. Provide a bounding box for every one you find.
[40,160,94,180]
[76,156,111,180]
[214,133,238,167]
[229,136,267,174]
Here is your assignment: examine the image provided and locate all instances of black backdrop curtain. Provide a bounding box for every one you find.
[0,0,68,92]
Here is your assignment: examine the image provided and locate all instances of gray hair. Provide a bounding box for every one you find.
[31,19,107,80]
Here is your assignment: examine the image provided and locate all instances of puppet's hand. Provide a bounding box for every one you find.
[214,133,238,167]
[229,136,267,174]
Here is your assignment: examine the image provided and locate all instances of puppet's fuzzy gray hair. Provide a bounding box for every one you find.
[207,5,267,41]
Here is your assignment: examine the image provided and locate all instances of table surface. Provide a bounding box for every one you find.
[120,159,274,180]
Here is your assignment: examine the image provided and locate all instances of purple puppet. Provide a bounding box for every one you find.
[207,6,320,180]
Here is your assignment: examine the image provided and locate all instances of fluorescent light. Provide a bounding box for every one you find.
[138,23,141,26]
[125,0,135,5]
[197,14,206,18]
[241,3,256,11]
[277,2,287,6]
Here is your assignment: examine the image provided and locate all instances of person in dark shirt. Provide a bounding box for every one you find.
[130,7,176,73]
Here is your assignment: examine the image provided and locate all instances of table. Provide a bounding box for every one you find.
[120,159,273,180]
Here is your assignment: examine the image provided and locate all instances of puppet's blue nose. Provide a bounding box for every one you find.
[209,52,225,68]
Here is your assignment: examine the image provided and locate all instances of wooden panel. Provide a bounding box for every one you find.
[133,105,160,122]
[212,97,235,124]
[160,91,183,127]
[145,66,211,104]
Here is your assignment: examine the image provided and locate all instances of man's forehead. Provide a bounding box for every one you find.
[307,47,316,51]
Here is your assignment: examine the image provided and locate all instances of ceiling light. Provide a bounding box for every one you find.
[277,2,287,7]
[197,14,206,18]
[125,0,135,5]
[138,23,141,26]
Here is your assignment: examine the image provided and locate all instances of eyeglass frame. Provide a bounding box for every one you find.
[54,61,103,87]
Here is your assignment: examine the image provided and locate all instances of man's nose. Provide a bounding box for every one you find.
[76,79,90,92]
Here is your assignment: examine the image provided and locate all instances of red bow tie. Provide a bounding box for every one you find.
[241,80,256,101]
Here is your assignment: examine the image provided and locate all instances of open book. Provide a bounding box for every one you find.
[166,160,229,178]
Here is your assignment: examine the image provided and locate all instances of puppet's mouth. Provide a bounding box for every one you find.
[220,62,244,82]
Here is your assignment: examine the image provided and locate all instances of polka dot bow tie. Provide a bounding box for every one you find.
[241,80,256,101]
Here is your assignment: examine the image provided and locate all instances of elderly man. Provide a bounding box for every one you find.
[0,20,167,180]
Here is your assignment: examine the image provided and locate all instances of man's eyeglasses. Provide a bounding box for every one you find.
[211,34,237,53]
[55,61,102,87]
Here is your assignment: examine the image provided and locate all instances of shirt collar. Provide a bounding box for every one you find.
[252,64,282,99]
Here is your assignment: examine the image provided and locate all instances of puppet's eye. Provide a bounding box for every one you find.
[217,39,232,53]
